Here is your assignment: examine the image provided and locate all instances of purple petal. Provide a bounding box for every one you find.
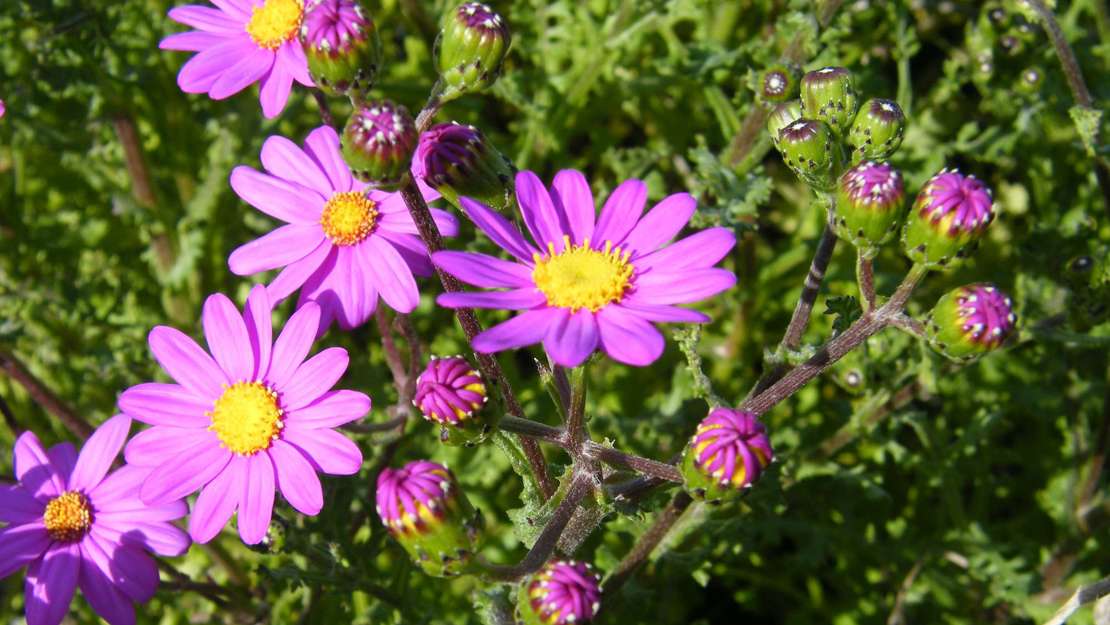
[635,227,736,272]
[471,308,562,353]
[159,31,227,52]
[543,309,599,367]
[189,456,245,544]
[80,534,155,605]
[93,521,190,558]
[430,208,461,237]
[593,179,647,245]
[283,428,362,475]
[260,134,332,196]
[238,452,276,545]
[550,169,595,245]
[78,549,136,625]
[140,438,231,505]
[377,230,434,277]
[619,192,696,255]
[229,224,325,276]
[516,170,567,251]
[24,542,79,625]
[619,303,711,324]
[208,46,272,99]
[285,390,371,429]
[118,383,209,428]
[269,440,323,515]
[243,284,273,381]
[331,246,375,330]
[14,432,65,501]
[0,523,50,578]
[266,301,322,390]
[210,0,250,19]
[267,238,333,302]
[110,546,160,603]
[361,236,419,314]
[46,443,77,485]
[597,306,665,366]
[177,38,252,94]
[167,5,242,32]
[437,289,546,310]
[431,251,534,288]
[459,196,539,262]
[258,60,293,119]
[0,484,44,524]
[303,126,352,192]
[630,268,736,305]
[279,38,313,86]
[69,415,130,492]
[148,326,227,399]
[123,426,209,467]
[89,464,158,507]
[203,293,254,382]
[229,166,325,225]
[278,347,349,411]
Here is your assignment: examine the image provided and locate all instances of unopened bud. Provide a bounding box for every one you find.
[902,169,995,268]
[927,283,1016,360]
[800,66,858,135]
[834,161,906,256]
[517,560,602,625]
[436,3,511,101]
[681,408,773,503]
[340,100,417,189]
[300,0,381,97]
[847,98,905,162]
[413,123,515,211]
[777,119,837,190]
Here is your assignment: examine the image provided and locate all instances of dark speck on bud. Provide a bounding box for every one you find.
[300,0,381,97]
[340,100,417,189]
[436,3,511,102]
[927,283,1016,360]
[902,168,995,268]
[848,98,906,162]
[777,119,837,190]
[834,161,906,257]
[757,63,800,104]
[413,123,516,210]
[800,66,858,135]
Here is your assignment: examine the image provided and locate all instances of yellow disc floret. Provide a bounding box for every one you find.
[208,381,284,455]
[532,236,634,312]
[43,491,93,542]
[320,191,379,246]
[246,0,304,50]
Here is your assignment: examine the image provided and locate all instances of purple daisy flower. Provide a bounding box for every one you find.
[521,559,602,625]
[1,417,190,625]
[432,169,736,367]
[160,0,314,118]
[228,125,457,331]
[118,285,370,544]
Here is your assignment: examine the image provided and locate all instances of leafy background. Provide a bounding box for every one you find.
[2,0,1110,623]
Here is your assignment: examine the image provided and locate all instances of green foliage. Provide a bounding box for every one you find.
[2,0,1110,624]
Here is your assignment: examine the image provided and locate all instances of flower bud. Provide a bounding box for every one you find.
[414,355,498,446]
[926,283,1016,360]
[777,119,837,190]
[300,0,381,97]
[413,123,515,211]
[847,98,905,162]
[800,66,858,135]
[517,560,602,625]
[681,408,774,503]
[436,2,511,101]
[375,460,482,577]
[757,63,800,105]
[834,161,906,256]
[1018,67,1044,93]
[767,100,803,152]
[902,169,995,267]
[340,100,417,189]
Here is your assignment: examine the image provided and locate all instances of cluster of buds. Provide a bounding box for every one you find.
[517,560,603,625]
[435,3,511,101]
[340,100,417,188]
[375,460,482,577]
[300,0,381,97]
[413,355,498,445]
[681,408,774,503]
[412,123,515,211]
[927,284,1017,361]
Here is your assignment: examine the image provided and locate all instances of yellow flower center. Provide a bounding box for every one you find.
[320,191,379,246]
[246,0,304,50]
[532,236,634,312]
[43,491,93,542]
[208,381,284,455]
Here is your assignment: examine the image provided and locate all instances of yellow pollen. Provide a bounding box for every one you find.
[531,236,634,312]
[320,191,379,246]
[246,0,303,50]
[43,491,93,542]
[207,381,284,455]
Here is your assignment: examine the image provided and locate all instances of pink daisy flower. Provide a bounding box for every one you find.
[228,125,457,332]
[160,0,314,118]
[118,285,370,544]
[432,170,737,367]
[1,418,190,625]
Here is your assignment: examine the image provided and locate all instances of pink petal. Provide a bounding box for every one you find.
[140,438,231,505]
[543,308,599,367]
[630,268,736,305]
[471,308,563,353]
[260,134,332,196]
[189,456,245,544]
[437,288,546,310]
[123,426,209,467]
[208,45,272,99]
[167,5,242,32]
[619,192,697,255]
[333,245,376,330]
[93,521,190,558]
[258,58,293,119]
[269,440,323,515]
[0,484,44,524]
[238,453,276,545]
[78,548,136,625]
[266,301,322,390]
[89,464,159,507]
[160,31,227,52]
[303,126,352,192]
[278,347,349,411]
[285,390,371,429]
[148,325,227,399]
[13,431,65,501]
[0,523,50,578]
[46,442,77,485]
[377,230,434,277]
[24,542,79,625]
[69,415,130,492]
[210,0,250,20]
[229,223,325,276]
[550,169,596,245]
[597,306,665,366]
[516,170,567,251]
[243,284,273,381]
[635,227,736,272]
[203,292,255,382]
[118,383,210,427]
[229,166,325,225]
[267,238,333,302]
[284,428,362,476]
[619,303,711,324]
[459,196,539,262]
[176,37,252,94]
[593,179,648,245]
[81,533,156,603]
[361,236,419,313]
[431,250,533,288]
[279,38,313,86]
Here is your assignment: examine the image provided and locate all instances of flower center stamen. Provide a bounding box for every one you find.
[208,381,284,455]
[246,0,304,50]
[532,236,634,312]
[320,191,379,246]
[43,491,93,542]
